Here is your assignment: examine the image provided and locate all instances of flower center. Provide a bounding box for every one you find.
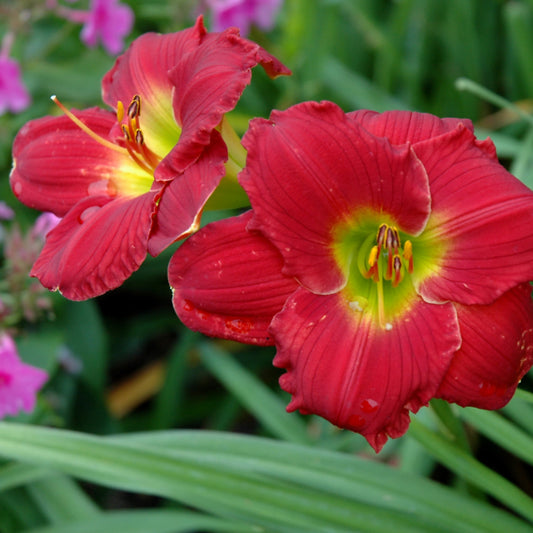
[115,95,162,174]
[51,94,161,175]
[0,371,12,387]
[358,223,414,329]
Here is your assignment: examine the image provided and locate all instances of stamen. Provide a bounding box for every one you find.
[127,94,141,118]
[403,240,414,273]
[116,101,125,123]
[51,95,128,156]
[376,224,387,247]
[368,245,379,267]
[391,255,403,288]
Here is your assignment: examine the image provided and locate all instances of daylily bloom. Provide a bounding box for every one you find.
[0,333,48,419]
[206,0,283,36]
[169,102,533,451]
[10,16,289,300]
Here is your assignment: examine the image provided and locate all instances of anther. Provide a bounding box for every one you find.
[116,100,125,123]
[127,95,141,119]
[376,224,387,247]
[403,240,414,273]
[392,255,403,288]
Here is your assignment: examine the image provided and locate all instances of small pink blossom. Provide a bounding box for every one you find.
[0,202,15,221]
[0,334,48,419]
[81,0,134,55]
[206,0,283,36]
[31,212,62,240]
[0,55,31,116]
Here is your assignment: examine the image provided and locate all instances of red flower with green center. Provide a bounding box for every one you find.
[169,101,533,451]
[10,16,289,300]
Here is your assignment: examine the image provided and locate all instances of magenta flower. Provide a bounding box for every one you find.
[0,334,48,419]
[81,0,134,55]
[207,0,283,36]
[0,202,14,221]
[31,212,61,240]
[0,55,30,116]
[169,103,533,451]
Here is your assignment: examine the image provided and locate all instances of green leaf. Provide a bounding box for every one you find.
[27,475,99,523]
[22,509,254,533]
[198,342,312,445]
[408,417,533,523]
[459,408,533,467]
[0,423,530,533]
[0,462,49,492]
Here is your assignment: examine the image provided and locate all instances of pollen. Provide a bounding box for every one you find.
[365,223,413,286]
[117,95,162,174]
[362,223,415,329]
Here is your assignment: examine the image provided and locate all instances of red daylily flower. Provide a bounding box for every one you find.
[10,16,289,300]
[169,102,533,452]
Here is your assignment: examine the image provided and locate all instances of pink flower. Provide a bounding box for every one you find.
[0,334,48,419]
[0,202,14,221]
[31,212,61,240]
[81,0,134,55]
[207,0,283,36]
[0,55,31,116]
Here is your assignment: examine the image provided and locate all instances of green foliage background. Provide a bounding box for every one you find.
[1,0,533,531]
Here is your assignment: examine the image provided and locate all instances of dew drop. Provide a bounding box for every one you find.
[347,414,366,429]
[13,181,22,196]
[225,318,253,334]
[78,206,100,223]
[349,301,363,312]
[478,382,497,396]
[360,398,379,413]
[88,179,116,197]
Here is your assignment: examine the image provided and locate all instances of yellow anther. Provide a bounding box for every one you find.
[116,100,125,123]
[403,240,414,273]
[368,245,379,267]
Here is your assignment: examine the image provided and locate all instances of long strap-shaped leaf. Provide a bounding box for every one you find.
[0,422,530,533]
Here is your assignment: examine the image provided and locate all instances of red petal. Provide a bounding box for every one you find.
[10,108,123,216]
[413,124,533,304]
[102,18,203,110]
[169,211,298,346]
[148,132,227,255]
[271,289,460,452]
[31,193,157,300]
[348,109,469,144]
[437,284,533,409]
[161,24,290,175]
[350,109,498,161]
[240,101,431,295]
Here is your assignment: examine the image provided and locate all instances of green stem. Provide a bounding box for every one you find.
[455,77,533,127]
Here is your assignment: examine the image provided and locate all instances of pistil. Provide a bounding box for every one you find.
[51,94,162,175]
[362,223,414,328]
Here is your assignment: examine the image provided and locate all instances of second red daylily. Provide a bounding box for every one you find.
[169,102,533,451]
[10,16,289,300]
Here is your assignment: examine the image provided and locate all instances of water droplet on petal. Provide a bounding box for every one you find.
[360,398,379,413]
[347,414,366,429]
[13,181,22,196]
[78,206,100,223]
[88,179,117,197]
[225,318,253,334]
